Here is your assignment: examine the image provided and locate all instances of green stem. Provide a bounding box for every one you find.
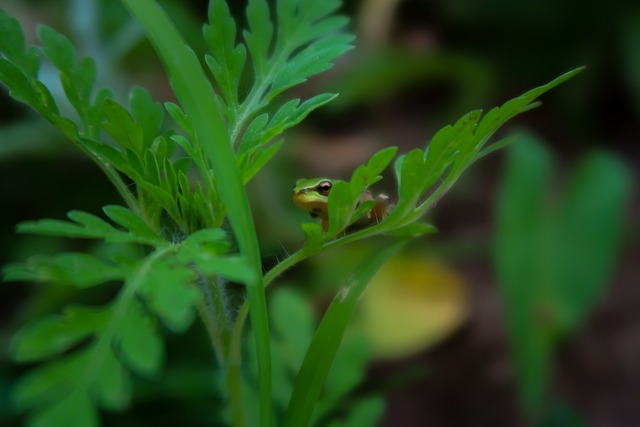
[196,277,244,427]
[196,277,231,363]
[224,349,245,427]
[100,161,140,213]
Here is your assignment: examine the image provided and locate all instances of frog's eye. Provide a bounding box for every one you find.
[317,180,333,196]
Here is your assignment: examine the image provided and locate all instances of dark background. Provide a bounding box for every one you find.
[1,0,638,426]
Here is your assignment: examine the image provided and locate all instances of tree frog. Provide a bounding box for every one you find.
[293,178,390,232]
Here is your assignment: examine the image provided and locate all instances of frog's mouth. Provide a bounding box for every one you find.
[292,193,329,219]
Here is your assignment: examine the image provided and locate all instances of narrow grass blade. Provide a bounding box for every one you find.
[282,240,407,427]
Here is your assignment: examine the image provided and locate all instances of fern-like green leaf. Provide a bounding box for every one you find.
[3,253,124,288]
[129,85,164,149]
[17,209,165,246]
[204,0,353,153]
[204,0,247,121]
[176,228,255,284]
[102,99,145,152]
[325,147,397,237]
[244,0,273,76]
[9,305,109,363]
[133,258,198,333]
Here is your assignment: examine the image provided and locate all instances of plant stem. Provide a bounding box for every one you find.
[196,277,245,427]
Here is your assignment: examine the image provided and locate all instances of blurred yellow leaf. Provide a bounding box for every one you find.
[357,255,467,359]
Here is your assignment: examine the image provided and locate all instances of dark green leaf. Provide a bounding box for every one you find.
[250,94,337,149]
[12,356,71,411]
[30,390,99,427]
[204,0,246,111]
[116,304,164,377]
[38,25,76,74]
[144,149,162,185]
[0,8,26,64]
[10,306,108,362]
[178,228,254,283]
[276,1,343,54]
[103,205,162,244]
[550,152,632,333]
[0,58,42,108]
[165,101,193,136]
[326,180,358,237]
[363,146,398,179]
[237,113,269,155]
[387,148,425,221]
[324,333,371,404]
[130,85,164,148]
[3,253,124,288]
[244,0,273,75]
[81,138,129,173]
[102,99,144,153]
[240,140,284,184]
[136,260,199,332]
[271,288,315,370]
[302,223,325,248]
[271,34,354,96]
[92,350,131,410]
[149,134,174,162]
[17,210,163,246]
[495,135,555,415]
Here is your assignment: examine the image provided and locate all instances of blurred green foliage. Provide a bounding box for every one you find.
[495,134,632,422]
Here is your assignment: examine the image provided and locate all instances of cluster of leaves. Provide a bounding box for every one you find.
[0,0,353,425]
[206,0,353,181]
[495,134,632,422]
[5,224,247,426]
[0,0,583,426]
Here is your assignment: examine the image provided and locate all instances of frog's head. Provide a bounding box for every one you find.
[292,178,333,219]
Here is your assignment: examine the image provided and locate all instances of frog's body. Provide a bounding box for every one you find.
[293,178,390,232]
